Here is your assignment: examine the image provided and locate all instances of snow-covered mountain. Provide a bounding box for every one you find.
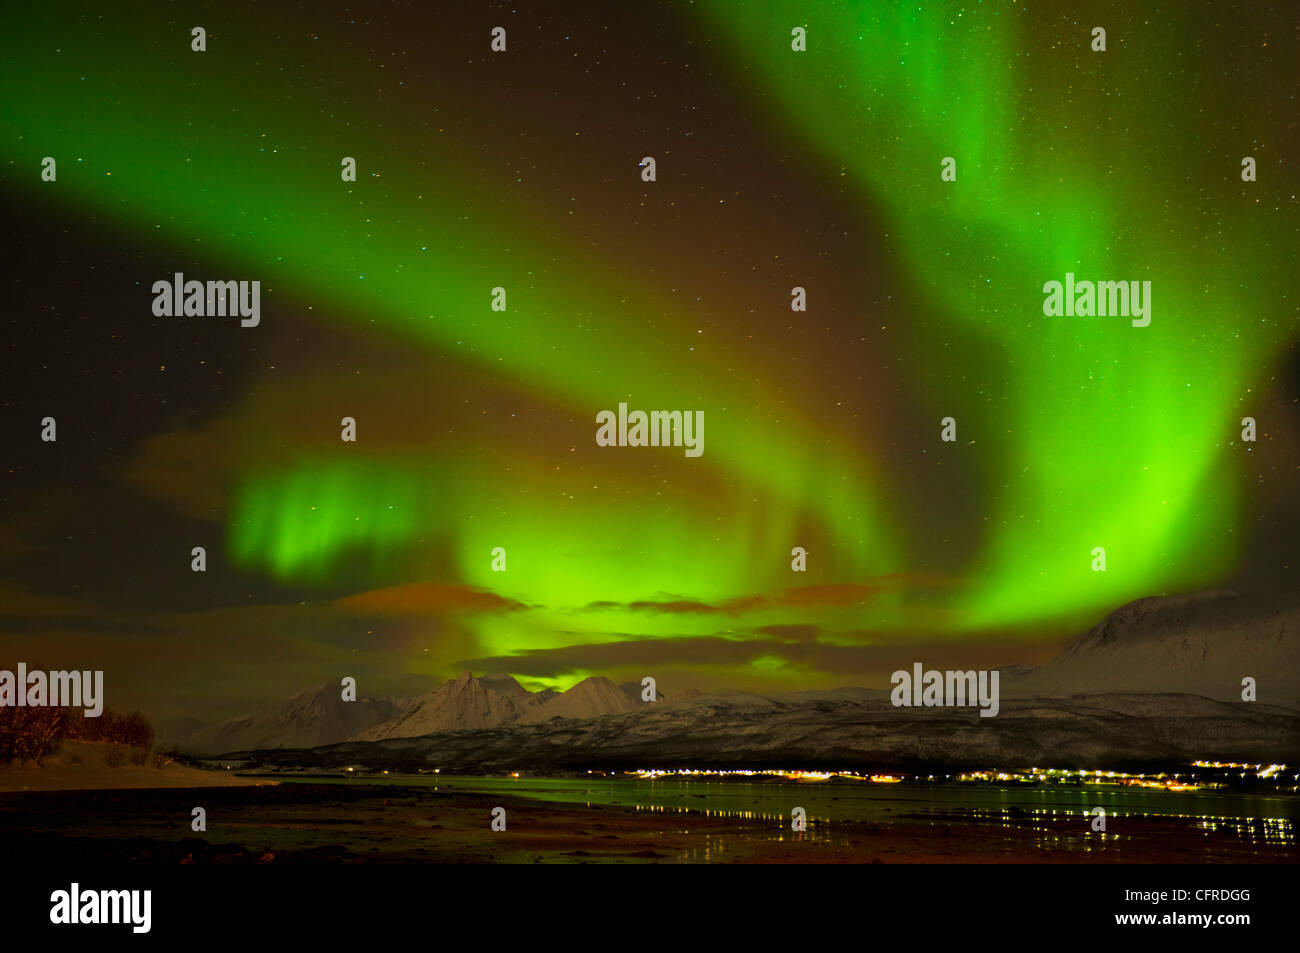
[518,676,638,723]
[1009,589,1300,705]
[236,691,1300,774]
[183,673,651,754]
[358,673,641,739]
[182,683,402,756]
[181,588,1300,763]
[353,672,551,740]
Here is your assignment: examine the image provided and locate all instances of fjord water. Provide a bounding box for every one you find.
[286,773,1298,827]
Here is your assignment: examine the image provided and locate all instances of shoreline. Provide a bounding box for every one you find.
[2,781,1294,864]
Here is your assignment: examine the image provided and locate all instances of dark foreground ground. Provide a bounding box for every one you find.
[1,782,1294,863]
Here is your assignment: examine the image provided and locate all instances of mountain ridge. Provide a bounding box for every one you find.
[180,589,1300,758]
[182,682,401,756]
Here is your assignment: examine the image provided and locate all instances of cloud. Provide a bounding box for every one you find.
[753,624,821,641]
[583,584,874,615]
[336,582,530,615]
[583,576,958,615]
[457,631,1056,688]
[458,636,773,676]
[623,599,721,614]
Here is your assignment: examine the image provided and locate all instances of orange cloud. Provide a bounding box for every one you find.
[336,582,529,615]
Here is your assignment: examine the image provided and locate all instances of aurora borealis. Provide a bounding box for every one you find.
[1,0,1295,722]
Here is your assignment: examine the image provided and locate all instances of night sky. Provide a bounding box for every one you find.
[2,0,1296,724]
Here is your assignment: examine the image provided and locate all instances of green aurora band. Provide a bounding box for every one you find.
[3,1,1293,681]
[699,1,1294,627]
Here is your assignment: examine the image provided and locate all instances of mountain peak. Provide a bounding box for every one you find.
[1010,588,1300,704]
[517,675,639,724]
[181,683,402,756]
[566,675,619,693]
[479,674,527,697]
